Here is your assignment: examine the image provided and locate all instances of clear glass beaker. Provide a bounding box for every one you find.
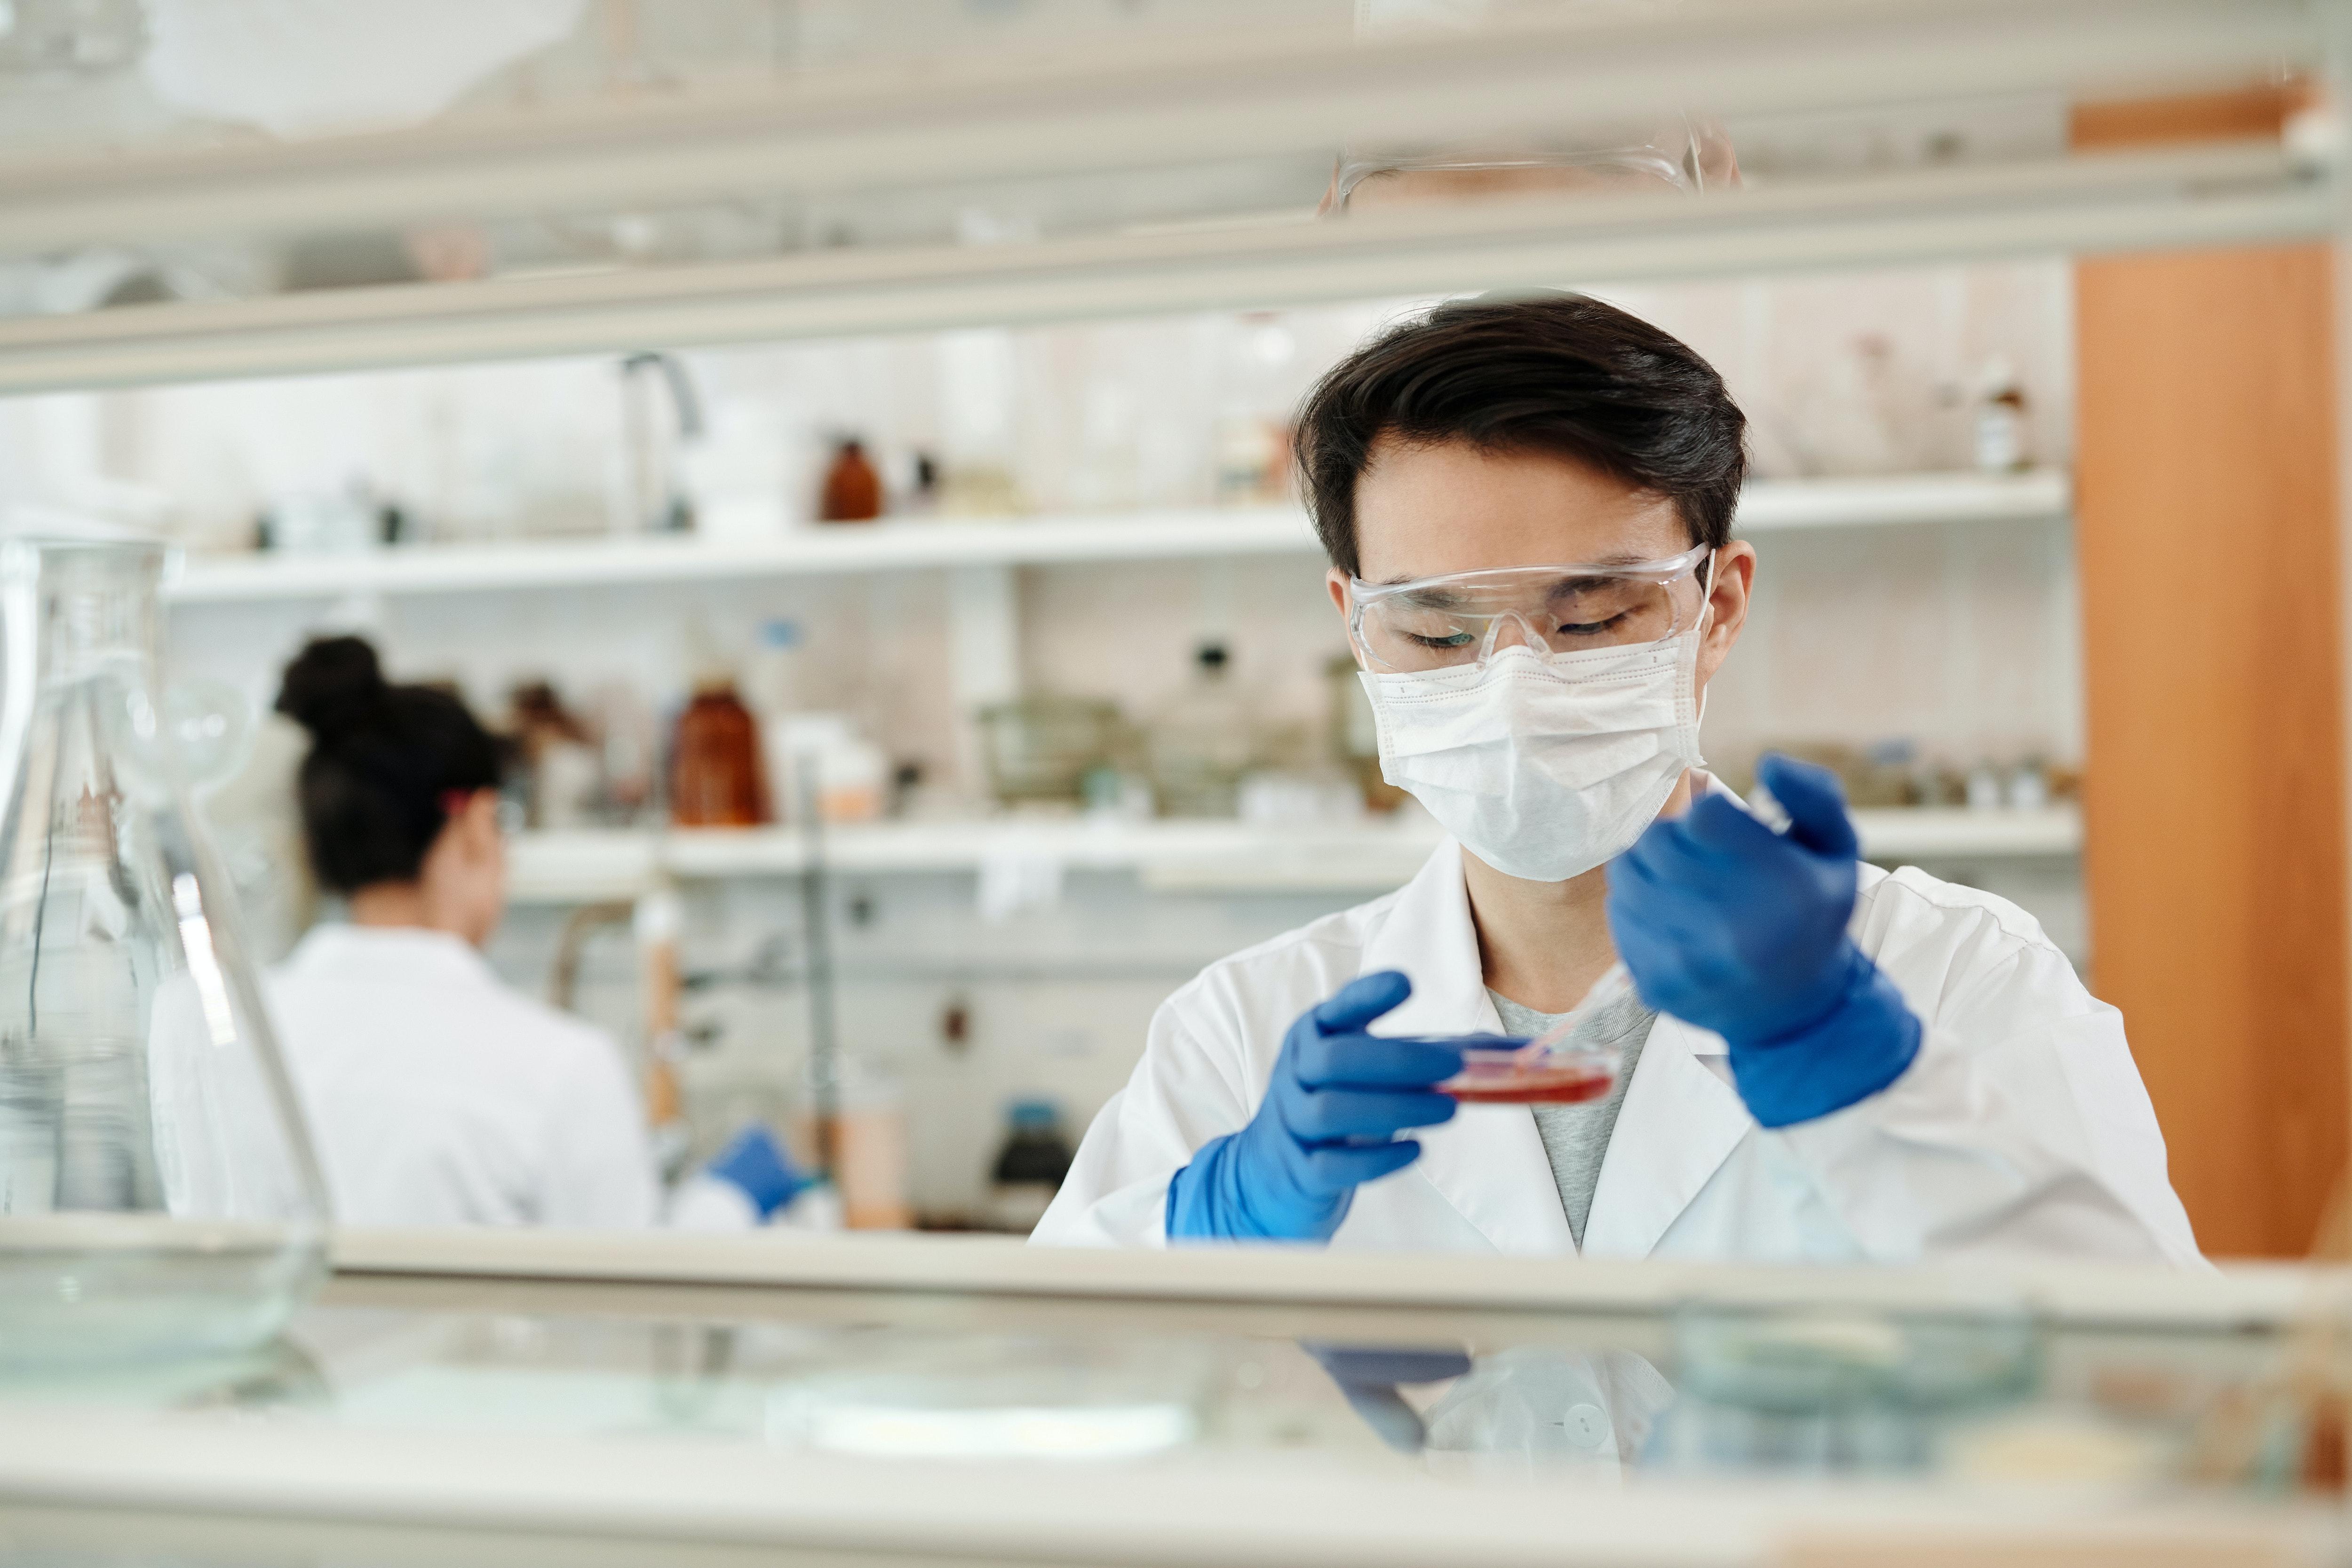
[0,538,329,1365]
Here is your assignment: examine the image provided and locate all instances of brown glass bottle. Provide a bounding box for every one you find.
[818,438,884,522]
[670,678,766,826]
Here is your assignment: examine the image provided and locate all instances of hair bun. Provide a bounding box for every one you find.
[276,636,389,740]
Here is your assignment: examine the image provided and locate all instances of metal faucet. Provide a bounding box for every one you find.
[617,351,705,534]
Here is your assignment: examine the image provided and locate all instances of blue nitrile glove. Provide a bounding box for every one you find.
[1605,752,1922,1129]
[706,1124,811,1220]
[1167,971,1468,1242]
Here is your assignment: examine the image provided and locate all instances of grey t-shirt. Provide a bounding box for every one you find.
[1487,987,1657,1250]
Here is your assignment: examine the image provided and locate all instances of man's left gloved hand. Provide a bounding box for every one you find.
[1605,752,1922,1128]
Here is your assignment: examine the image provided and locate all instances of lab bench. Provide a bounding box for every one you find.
[1,1233,2344,1567]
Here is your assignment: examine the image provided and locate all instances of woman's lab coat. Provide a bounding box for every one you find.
[1032,840,2202,1264]
[265,924,661,1227]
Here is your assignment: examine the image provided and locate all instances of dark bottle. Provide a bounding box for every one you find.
[669,678,766,827]
[985,1099,1076,1233]
[818,437,884,523]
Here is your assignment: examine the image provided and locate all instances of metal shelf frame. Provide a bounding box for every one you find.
[0,0,2336,394]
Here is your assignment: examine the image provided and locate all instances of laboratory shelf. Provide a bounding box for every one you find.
[163,473,2068,605]
[504,804,2082,904]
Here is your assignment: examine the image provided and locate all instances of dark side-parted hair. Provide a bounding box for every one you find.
[1293,291,1748,577]
[275,637,503,896]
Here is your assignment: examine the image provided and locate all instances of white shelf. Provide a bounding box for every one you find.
[1852,804,2082,860]
[165,474,2067,605]
[1734,470,2067,530]
[164,507,1317,603]
[505,805,2081,904]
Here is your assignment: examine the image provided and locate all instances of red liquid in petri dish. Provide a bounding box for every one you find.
[1440,1051,1617,1105]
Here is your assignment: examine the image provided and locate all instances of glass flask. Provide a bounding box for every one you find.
[0,538,329,1365]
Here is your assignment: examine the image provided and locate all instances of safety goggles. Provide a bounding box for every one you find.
[1348,544,1714,674]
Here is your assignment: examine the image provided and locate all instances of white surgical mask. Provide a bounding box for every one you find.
[1359,617,1707,882]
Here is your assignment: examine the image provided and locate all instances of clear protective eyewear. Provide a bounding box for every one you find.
[1349,543,1714,674]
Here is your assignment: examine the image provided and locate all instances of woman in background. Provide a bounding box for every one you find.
[268,636,793,1228]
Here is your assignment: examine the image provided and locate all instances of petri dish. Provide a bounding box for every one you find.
[1439,1044,1621,1105]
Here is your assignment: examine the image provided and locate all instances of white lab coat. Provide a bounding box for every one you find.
[264,924,662,1228]
[1033,839,2202,1264]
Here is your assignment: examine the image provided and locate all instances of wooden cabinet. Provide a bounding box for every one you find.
[2074,87,2348,1256]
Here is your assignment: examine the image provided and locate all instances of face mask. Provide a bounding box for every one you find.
[1359,617,1707,882]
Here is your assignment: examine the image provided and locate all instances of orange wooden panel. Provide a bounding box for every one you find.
[2070,83,2306,150]
[2074,239,2346,1257]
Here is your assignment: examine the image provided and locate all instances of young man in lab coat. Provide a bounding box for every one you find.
[1034,293,2200,1263]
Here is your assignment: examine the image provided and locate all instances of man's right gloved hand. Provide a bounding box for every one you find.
[1167,970,1467,1242]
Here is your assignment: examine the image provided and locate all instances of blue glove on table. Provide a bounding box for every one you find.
[1605,752,1922,1129]
[706,1124,810,1220]
[1168,971,1466,1242]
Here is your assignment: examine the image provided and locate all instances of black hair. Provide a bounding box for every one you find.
[275,636,503,896]
[1293,291,1748,577]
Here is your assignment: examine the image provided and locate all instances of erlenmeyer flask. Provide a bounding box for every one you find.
[0,538,328,1364]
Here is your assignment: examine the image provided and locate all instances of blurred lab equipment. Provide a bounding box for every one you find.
[766,1333,1206,1460]
[795,1058,910,1231]
[677,397,809,543]
[508,680,600,830]
[771,715,888,825]
[1165,971,1465,1242]
[902,452,942,516]
[1079,763,1154,821]
[616,351,703,535]
[817,437,884,523]
[741,617,804,717]
[1662,1296,2041,1472]
[634,888,689,1174]
[742,618,806,814]
[261,481,384,555]
[669,677,764,828]
[0,0,146,75]
[143,0,582,137]
[978,695,1120,806]
[935,328,1027,517]
[1326,653,1406,813]
[1966,763,2004,812]
[985,1100,1076,1233]
[584,679,658,824]
[1974,357,2032,473]
[1235,770,1362,828]
[201,708,317,966]
[1212,314,1297,506]
[1322,115,1739,213]
[1150,642,1255,818]
[1779,333,1950,477]
[0,538,328,1364]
